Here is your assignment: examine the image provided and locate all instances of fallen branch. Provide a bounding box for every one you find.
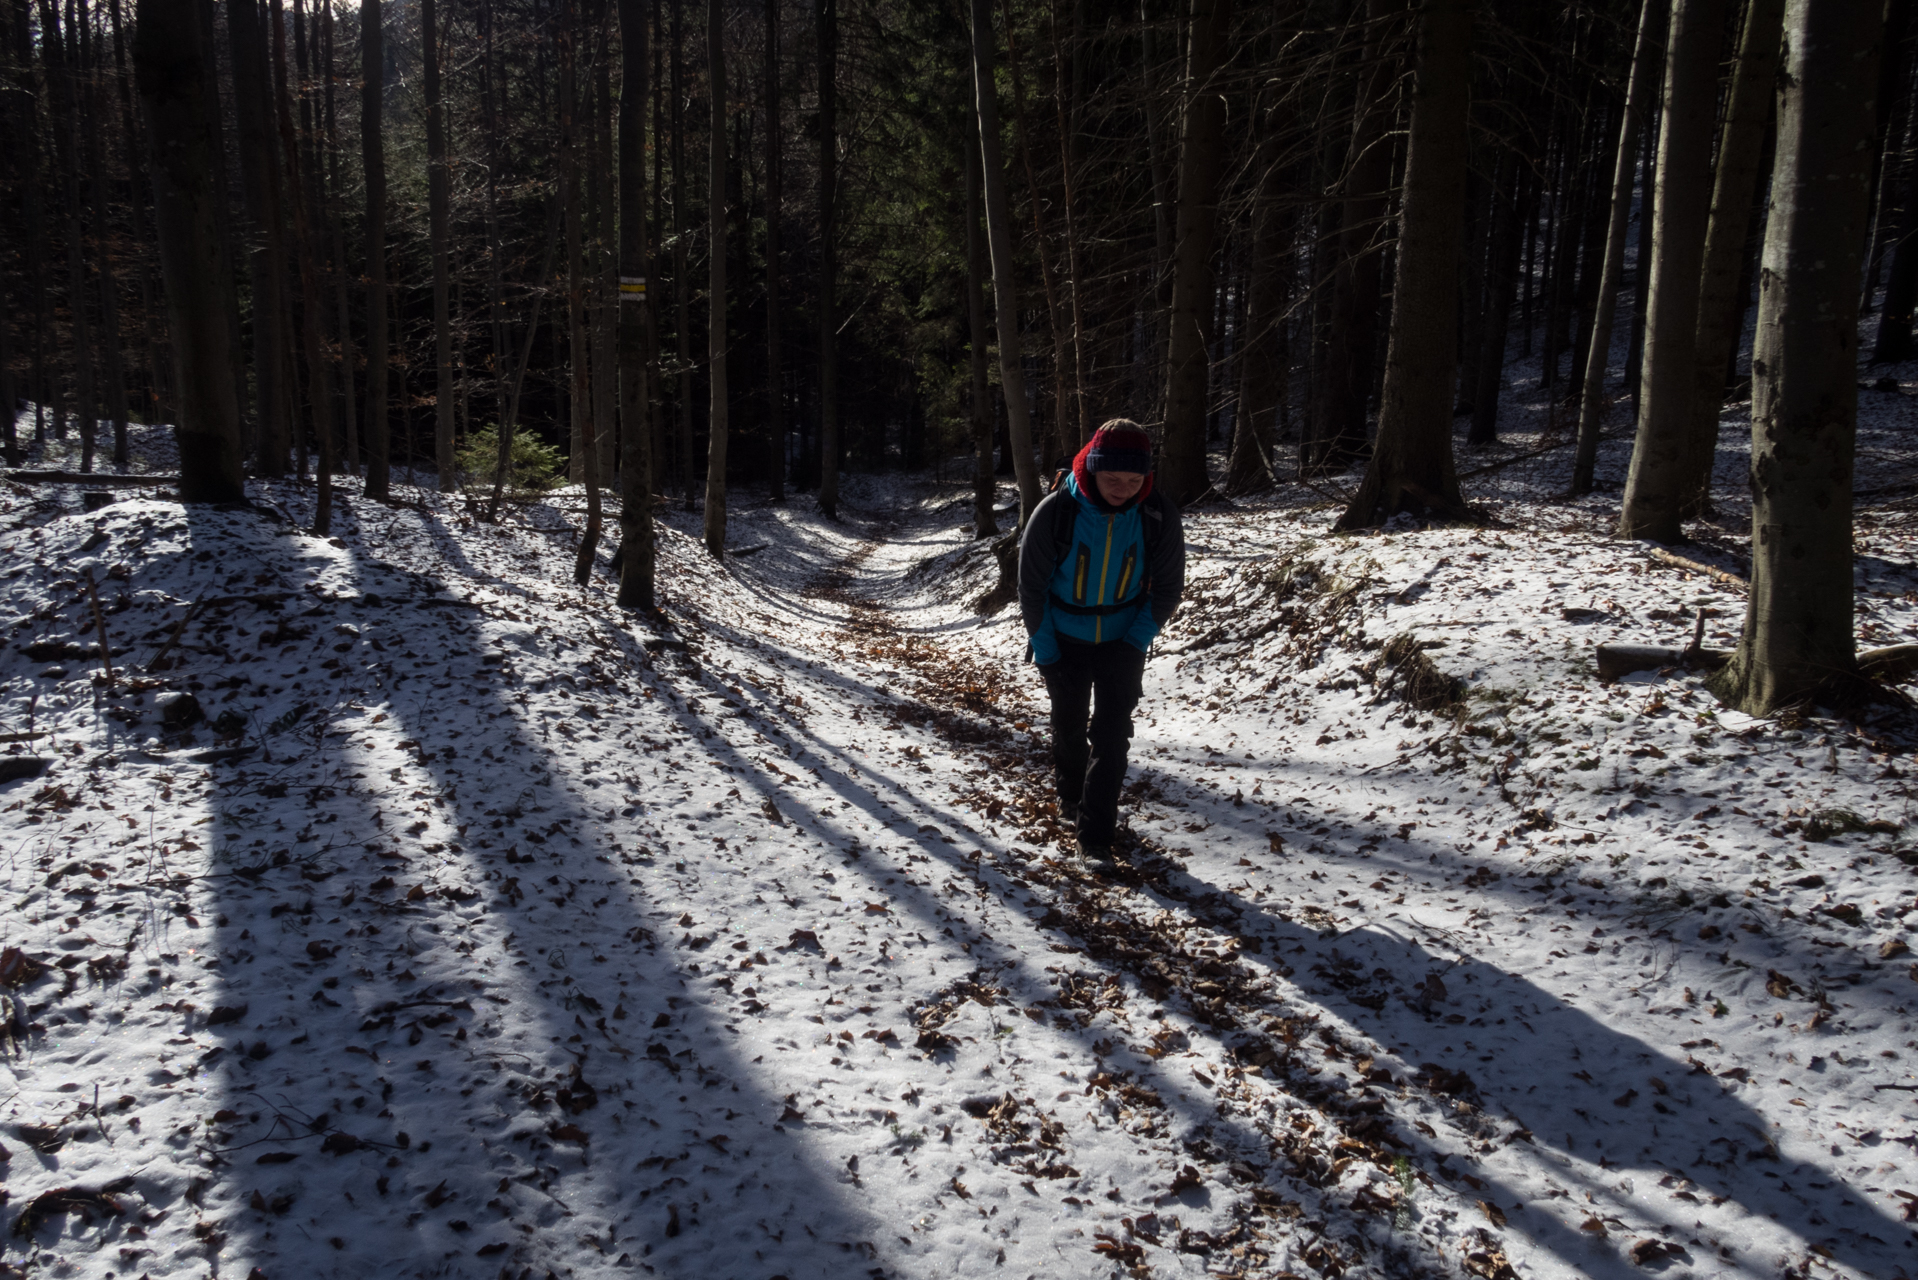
[1646,547,1749,592]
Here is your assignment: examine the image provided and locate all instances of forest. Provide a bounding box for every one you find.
[4,0,1918,1277]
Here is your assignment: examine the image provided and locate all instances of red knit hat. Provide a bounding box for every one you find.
[1072,420,1155,508]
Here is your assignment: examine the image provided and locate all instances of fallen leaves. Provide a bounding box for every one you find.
[11,1186,126,1236]
[0,948,48,988]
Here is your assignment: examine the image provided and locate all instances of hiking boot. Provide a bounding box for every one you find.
[1058,798,1080,826]
[1076,834,1115,869]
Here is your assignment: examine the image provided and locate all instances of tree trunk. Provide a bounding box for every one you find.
[1572,0,1668,493]
[564,0,602,585]
[1469,151,1529,446]
[1225,87,1288,494]
[1312,0,1398,476]
[361,0,389,499]
[320,1,357,474]
[45,0,96,468]
[1333,0,1473,532]
[965,134,998,536]
[1676,0,1787,519]
[617,0,654,609]
[423,0,454,491]
[969,0,1040,526]
[591,30,618,486]
[133,0,243,502]
[1709,0,1882,715]
[763,0,782,502]
[272,0,333,529]
[703,0,728,556]
[1617,0,1730,543]
[1157,0,1232,506]
[84,47,131,467]
[816,0,841,516]
[1051,0,1089,451]
[671,0,692,501]
[228,0,293,479]
[1001,0,1077,465]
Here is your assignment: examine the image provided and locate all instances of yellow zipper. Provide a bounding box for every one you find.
[1095,515,1115,643]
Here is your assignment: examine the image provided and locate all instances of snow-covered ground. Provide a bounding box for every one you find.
[2,358,1918,1280]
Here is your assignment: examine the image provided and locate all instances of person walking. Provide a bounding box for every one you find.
[1018,420,1186,868]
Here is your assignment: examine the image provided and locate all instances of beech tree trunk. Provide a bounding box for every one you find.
[229,0,293,478]
[969,0,1040,526]
[1677,0,1787,518]
[1709,0,1882,715]
[1572,0,1668,493]
[1157,0,1232,506]
[616,0,654,609]
[1618,0,1730,543]
[703,0,728,557]
[133,0,243,502]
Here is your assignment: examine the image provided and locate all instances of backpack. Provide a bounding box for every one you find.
[1042,469,1167,617]
[1044,468,1167,563]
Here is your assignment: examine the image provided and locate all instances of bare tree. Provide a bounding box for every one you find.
[424,0,456,490]
[1572,0,1668,494]
[133,0,243,502]
[703,0,728,556]
[617,0,655,609]
[362,0,390,499]
[1709,0,1883,714]
[817,0,841,516]
[969,0,1040,525]
[1617,0,1731,543]
[1334,0,1474,531]
[1157,0,1232,506]
[965,134,997,536]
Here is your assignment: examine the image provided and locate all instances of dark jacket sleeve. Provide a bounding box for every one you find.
[1017,492,1066,636]
[1145,491,1185,628]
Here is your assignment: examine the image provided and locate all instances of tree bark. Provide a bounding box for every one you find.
[1677,0,1787,518]
[1311,0,1398,475]
[564,0,603,585]
[1617,0,1730,543]
[1572,0,1668,493]
[969,0,1041,526]
[1157,0,1232,506]
[965,134,998,536]
[133,0,243,502]
[45,0,96,468]
[591,26,618,486]
[228,0,293,479]
[703,0,728,557]
[271,0,333,528]
[1333,0,1473,532]
[617,0,654,609]
[1468,151,1527,445]
[320,1,357,474]
[361,0,389,499]
[1709,0,1882,715]
[816,0,841,516]
[763,0,782,502]
[423,0,455,490]
[1225,87,1289,494]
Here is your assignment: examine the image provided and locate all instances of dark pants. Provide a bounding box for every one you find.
[1039,638,1147,845]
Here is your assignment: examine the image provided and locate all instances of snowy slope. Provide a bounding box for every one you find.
[1,384,1917,1280]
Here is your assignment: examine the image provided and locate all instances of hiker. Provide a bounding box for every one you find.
[1018,420,1186,867]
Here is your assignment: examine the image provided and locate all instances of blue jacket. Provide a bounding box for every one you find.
[1017,473,1184,665]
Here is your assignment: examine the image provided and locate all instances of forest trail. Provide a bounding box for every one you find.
[4,466,1918,1280]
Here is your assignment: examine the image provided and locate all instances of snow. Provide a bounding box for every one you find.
[2,375,1918,1280]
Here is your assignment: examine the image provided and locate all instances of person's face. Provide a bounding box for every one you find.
[1094,469,1146,506]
